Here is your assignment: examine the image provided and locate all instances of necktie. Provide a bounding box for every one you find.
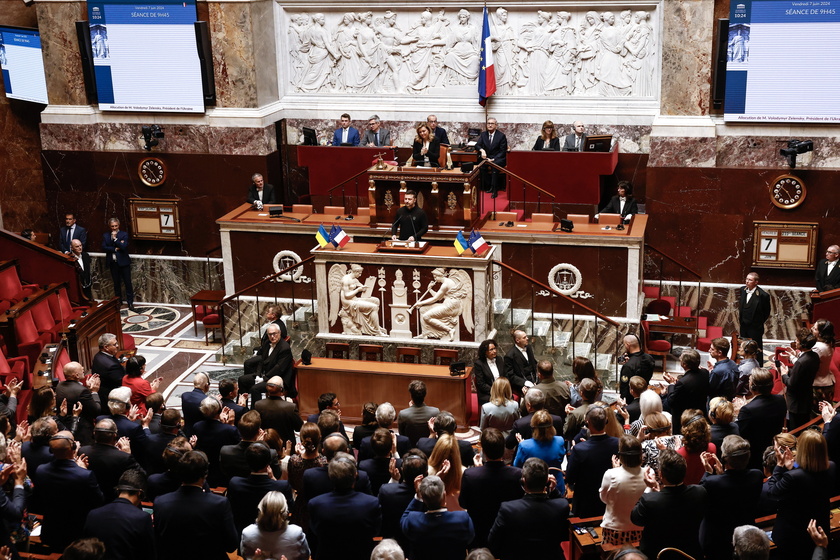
[575,136,580,150]
[375,132,379,145]
[67,227,72,249]
[489,133,494,144]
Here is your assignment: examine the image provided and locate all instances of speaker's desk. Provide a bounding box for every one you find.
[296,357,471,426]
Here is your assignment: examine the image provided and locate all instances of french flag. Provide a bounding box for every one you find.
[330,225,349,248]
[469,230,489,255]
[478,7,496,107]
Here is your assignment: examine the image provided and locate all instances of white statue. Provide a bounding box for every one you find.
[410,268,473,341]
[328,263,388,336]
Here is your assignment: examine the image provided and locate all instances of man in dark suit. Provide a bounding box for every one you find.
[92,333,125,402]
[253,376,303,445]
[59,212,87,253]
[33,431,104,551]
[70,239,93,299]
[781,330,820,430]
[563,121,587,151]
[815,245,840,292]
[218,379,248,425]
[698,435,764,559]
[619,334,655,403]
[378,450,427,552]
[488,457,570,560]
[506,389,565,450]
[240,305,288,396]
[427,115,450,144]
[505,330,537,390]
[739,272,771,366]
[243,323,295,402]
[564,406,619,518]
[596,181,639,223]
[331,113,361,146]
[83,469,155,560]
[102,217,134,310]
[401,475,474,560]
[416,411,475,466]
[306,392,348,439]
[398,380,440,446]
[246,173,277,205]
[474,117,508,197]
[145,409,183,475]
[97,387,151,466]
[181,372,209,436]
[359,402,412,461]
[153,450,239,560]
[737,368,787,470]
[22,418,57,488]
[358,428,401,496]
[302,435,372,502]
[192,396,241,487]
[227,442,294,535]
[663,349,710,434]
[220,410,282,481]
[460,428,524,548]
[362,115,392,147]
[55,361,101,446]
[631,449,708,560]
[309,453,381,560]
[79,418,142,502]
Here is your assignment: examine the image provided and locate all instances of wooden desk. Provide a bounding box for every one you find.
[301,214,370,227]
[297,146,396,198]
[296,357,470,426]
[190,290,226,336]
[559,223,631,236]
[481,220,557,232]
[568,517,604,560]
[647,315,699,335]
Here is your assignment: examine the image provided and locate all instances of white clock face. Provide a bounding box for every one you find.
[139,158,166,187]
[771,175,805,209]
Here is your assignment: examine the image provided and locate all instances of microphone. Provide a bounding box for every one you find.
[410,212,419,246]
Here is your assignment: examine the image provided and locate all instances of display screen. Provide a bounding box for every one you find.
[87,0,204,113]
[0,26,49,105]
[724,0,840,122]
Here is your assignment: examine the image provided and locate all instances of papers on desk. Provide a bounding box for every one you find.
[641,314,668,322]
[390,241,427,248]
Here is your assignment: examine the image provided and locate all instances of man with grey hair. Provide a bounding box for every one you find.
[401,475,474,560]
[506,388,564,450]
[371,539,404,560]
[732,525,770,560]
[56,361,101,446]
[92,333,124,400]
[97,387,150,465]
[244,322,295,403]
[79,418,141,502]
[359,402,410,461]
[246,172,276,206]
[427,115,450,144]
[816,244,840,292]
[363,115,391,147]
[193,396,240,486]
[181,371,210,435]
[254,376,302,445]
[662,348,710,434]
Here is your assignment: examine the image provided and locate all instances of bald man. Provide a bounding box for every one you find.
[619,334,655,402]
[563,121,586,152]
[55,361,101,446]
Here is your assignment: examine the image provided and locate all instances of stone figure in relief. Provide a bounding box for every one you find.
[519,11,554,95]
[329,264,387,336]
[376,11,417,92]
[443,9,480,85]
[575,11,602,94]
[297,13,339,92]
[334,13,362,91]
[406,10,448,92]
[625,11,655,96]
[490,8,522,93]
[354,12,387,93]
[597,12,633,96]
[544,11,577,94]
[410,268,473,341]
[288,14,311,86]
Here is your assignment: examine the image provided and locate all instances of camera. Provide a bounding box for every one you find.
[142,125,165,151]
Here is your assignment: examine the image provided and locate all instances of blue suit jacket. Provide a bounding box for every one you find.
[564,434,619,518]
[83,497,155,560]
[401,498,474,560]
[332,127,361,146]
[92,351,125,402]
[59,224,88,252]
[459,461,524,549]
[96,413,149,466]
[102,230,131,267]
[192,419,241,486]
[378,481,415,549]
[488,493,570,560]
[699,468,764,559]
[154,485,239,560]
[33,459,104,549]
[180,388,207,435]
[227,474,294,535]
[301,465,372,501]
[309,489,381,560]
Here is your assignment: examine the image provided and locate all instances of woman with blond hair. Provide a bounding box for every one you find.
[512,409,566,494]
[240,491,309,560]
[428,432,464,510]
[767,429,835,560]
[479,377,520,437]
[708,397,739,453]
[532,120,560,150]
[411,123,440,167]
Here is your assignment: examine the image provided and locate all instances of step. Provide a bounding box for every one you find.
[492,298,511,316]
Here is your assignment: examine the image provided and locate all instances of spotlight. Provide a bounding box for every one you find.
[779,139,813,168]
[141,124,164,151]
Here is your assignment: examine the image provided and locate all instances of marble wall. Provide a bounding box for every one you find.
[91,255,223,304]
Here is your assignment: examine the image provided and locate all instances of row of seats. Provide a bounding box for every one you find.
[290,204,371,217]
[325,342,457,365]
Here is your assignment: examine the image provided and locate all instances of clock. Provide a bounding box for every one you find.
[770,174,806,209]
[138,157,166,187]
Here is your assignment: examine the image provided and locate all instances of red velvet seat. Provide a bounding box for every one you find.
[202,313,222,343]
[646,298,672,316]
[31,299,60,343]
[0,348,28,386]
[0,266,38,304]
[47,288,86,323]
[53,348,71,382]
[697,325,723,353]
[14,310,51,368]
[640,320,672,372]
[122,333,137,354]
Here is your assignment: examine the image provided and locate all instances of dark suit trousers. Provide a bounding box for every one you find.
[108,262,134,305]
[480,166,505,195]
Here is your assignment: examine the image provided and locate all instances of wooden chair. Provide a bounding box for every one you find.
[494,211,517,222]
[598,213,622,226]
[292,204,313,214]
[359,344,384,362]
[531,213,555,223]
[434,348,459,365]
[567,213,590,225]
[646,298,672,316]
[326,342,350,359]
[439,144,450,168]
[202,313,222,343]
[640,320,672,372]
[324,205,346,217]
[396,346,422,363]
[357,206,371,217]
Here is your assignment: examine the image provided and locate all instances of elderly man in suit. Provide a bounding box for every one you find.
[816,245,840,292]
[181,372,209,436]
[59,212,87,253]
[488,457,570,560]
[739,272,771,366]
[70,239,93,299]
[254,376,303,445]
[475,117,508,198]
[736,368,787,470]
[363,115,392,147]
[401,475,474,560]
[102,217,134,311]
[55,361,100,446]
[563,121,587,151]
[192,396,241,487]
[246,173,277,206]
[92,333,125,402]
[662,349,710,434]
[505,330,537,391]
[79,418,142,503]
[241,323,295,402]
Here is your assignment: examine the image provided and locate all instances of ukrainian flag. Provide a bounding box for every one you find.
[454,231,469,254]
[315,224,330,248]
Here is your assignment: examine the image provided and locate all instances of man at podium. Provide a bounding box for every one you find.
[391,190,428,242]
